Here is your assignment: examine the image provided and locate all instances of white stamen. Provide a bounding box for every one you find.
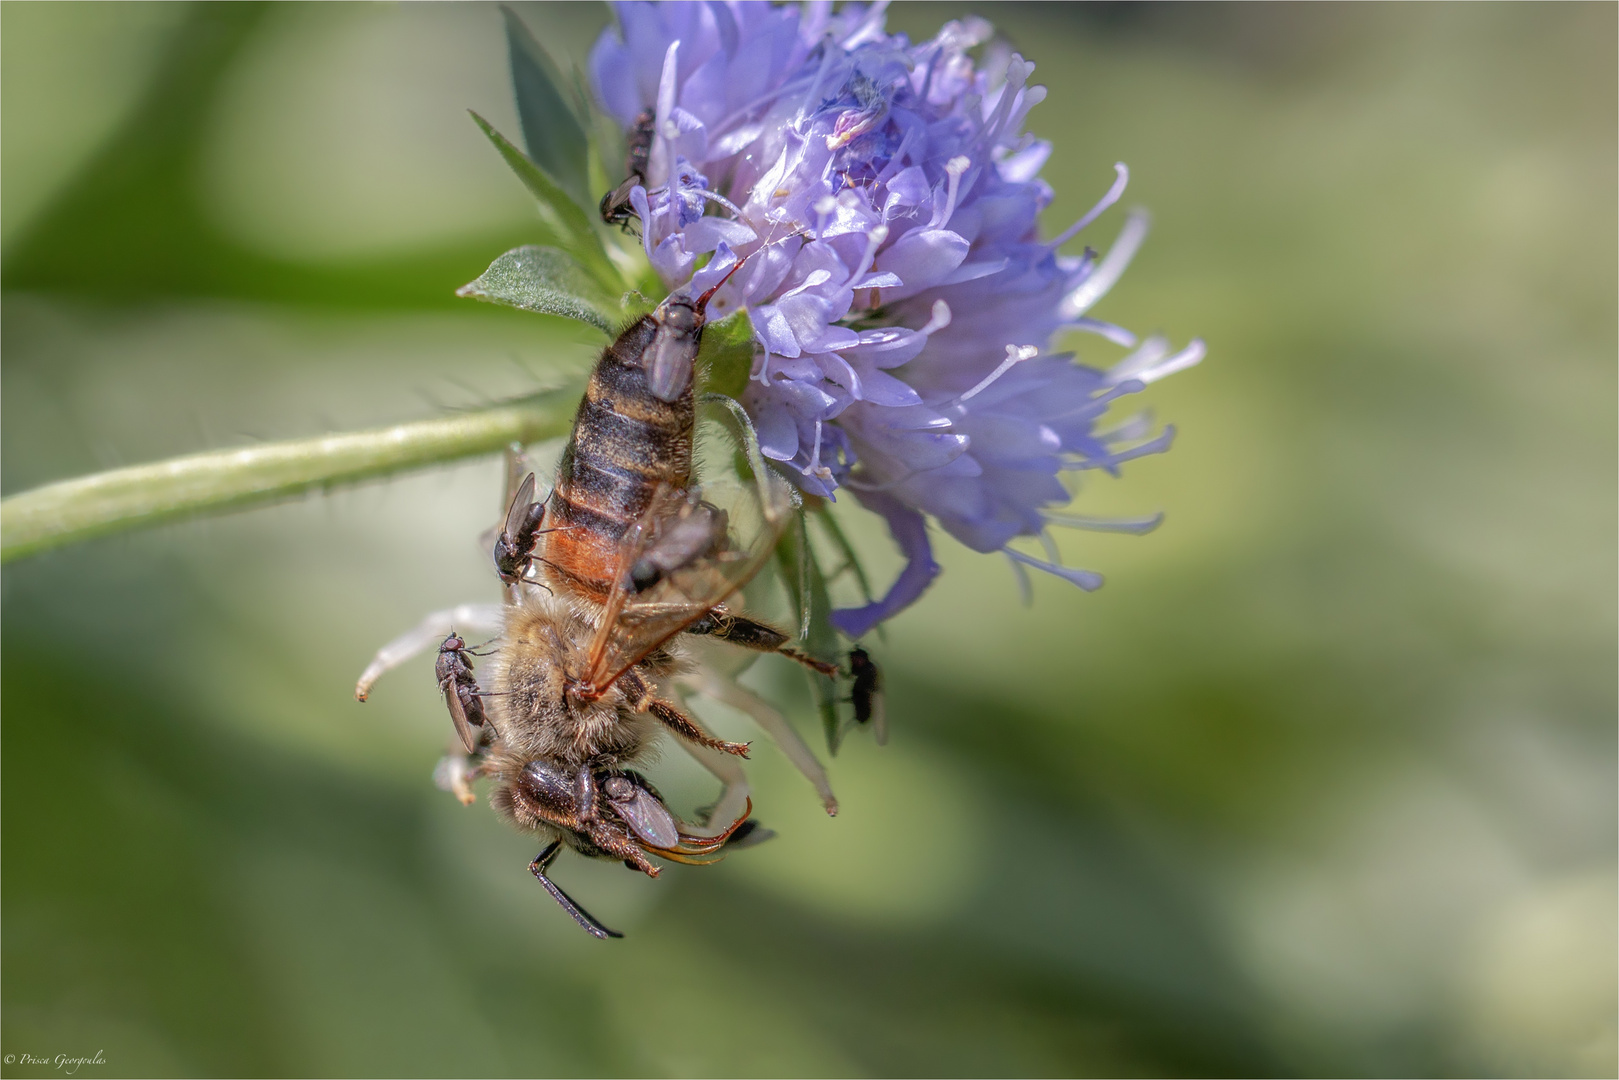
[951,344,1038,406]
[850,224,890,283]
[920,299,952,336]
[1047,163,1129,250]
[807,418,833,482]
[1038,530,1062,564]
[1006,553,1034,606]
[1044,511,1164,535]
[1106,338,1206,387]
[930,155,971,229]
[1061,210,1150,319]
[1005,548,1104,591]
[692,188,746,218]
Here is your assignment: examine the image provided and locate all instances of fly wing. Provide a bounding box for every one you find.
[868,689,888,746]
[442,680,481,755]
[503,472,538,539]
[609,785,681,849]
[584,466,793,693]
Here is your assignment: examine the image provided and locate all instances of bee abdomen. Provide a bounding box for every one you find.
[543,315,697,595]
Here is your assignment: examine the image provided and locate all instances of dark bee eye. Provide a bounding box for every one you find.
[629,558,660,593]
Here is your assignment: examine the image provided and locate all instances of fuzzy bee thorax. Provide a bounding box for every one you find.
[483,590,670,775]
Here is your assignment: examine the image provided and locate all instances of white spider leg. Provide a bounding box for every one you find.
[433,752,483,805]
[682,670,839,817]
[354,602,504,701]
[675,737,754,839]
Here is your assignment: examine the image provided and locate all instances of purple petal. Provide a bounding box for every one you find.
[751,304,800,358]
[589,35,641,125]
[878,228,970,295]
[830,489,940,637]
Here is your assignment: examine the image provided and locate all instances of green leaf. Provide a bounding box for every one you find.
[456,245,623,334]
[774,512,847,753]
[811,502,876,607]
[696,310,757,400]
[500,6,590,212]
[469,111,619,293]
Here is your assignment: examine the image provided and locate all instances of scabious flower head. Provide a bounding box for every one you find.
[591,1,1204,637]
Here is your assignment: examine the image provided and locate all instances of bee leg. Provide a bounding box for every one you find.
[609,840,661,878]
[528,841,623,940]
[647,699,750,757]
[355,603,504,700]
[686,611,838,676]
[574,816,661,878]
[680,671,837,816]
[573,765,599,823]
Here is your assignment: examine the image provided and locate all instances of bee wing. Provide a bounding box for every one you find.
[503,472,539,539]
[610,786,681,849]
[442,680,481,755]
[584,468,793,693]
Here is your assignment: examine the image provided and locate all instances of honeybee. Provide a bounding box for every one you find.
[599,107,655,230]
[358,259,838,938]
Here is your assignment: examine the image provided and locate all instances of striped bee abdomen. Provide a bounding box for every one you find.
[542,315,696,598]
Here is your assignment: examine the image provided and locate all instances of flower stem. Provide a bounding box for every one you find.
[0,391,577,563]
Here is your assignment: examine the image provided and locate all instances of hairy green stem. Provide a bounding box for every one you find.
[0,391,576,563]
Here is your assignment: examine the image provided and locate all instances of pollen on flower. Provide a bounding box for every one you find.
[589,1,1204,633]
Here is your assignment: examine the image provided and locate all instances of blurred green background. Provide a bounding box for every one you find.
[3,3,1614,1076]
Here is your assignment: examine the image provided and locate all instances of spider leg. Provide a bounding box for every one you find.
[354,603,504,701]
[680,670,838,816]
[674,733,754,838]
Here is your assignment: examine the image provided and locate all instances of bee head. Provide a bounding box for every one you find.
[654,295,703,334]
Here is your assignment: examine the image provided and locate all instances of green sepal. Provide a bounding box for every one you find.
[457,245,624,335]
[697,310,757,400]
[469,111,619,294]
[811,502,876,607]
[500,7,591,213]
[774,511,847,753]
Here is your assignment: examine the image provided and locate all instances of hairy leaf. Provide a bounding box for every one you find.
[501,7,590,212]
[457,245,622,334]
[469,111,618,292]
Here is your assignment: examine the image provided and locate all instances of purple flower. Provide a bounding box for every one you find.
[590,2,1204,635]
